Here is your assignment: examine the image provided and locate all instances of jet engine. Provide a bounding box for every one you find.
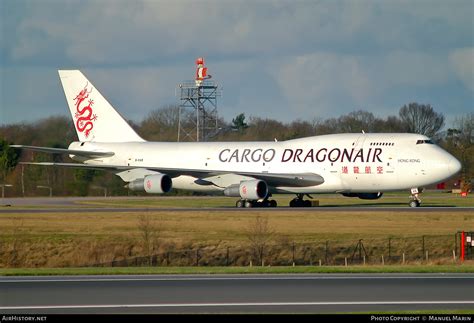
[127,173,172,194]
[224,180,268,200]
[341,192,383,200]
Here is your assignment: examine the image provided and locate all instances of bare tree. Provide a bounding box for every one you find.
[337,110,377,133]
[245,117,287,141]
[445,113,474,190]
[246,216,274,266]
[399,103,445,138]
[139,105,180,141]
[378,115,405,133]
[137,214,162,265]
[285,120,316,140]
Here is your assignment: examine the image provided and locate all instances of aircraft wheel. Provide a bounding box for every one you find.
[303,200,312,207]
[236,200,244,208]
[290,198,304,207]
[244,200,253,208]
[269,200,277,207]
[409,200,420,208]
[261,200,270,207]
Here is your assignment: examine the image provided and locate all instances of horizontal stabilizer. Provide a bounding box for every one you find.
[11,145,114,158]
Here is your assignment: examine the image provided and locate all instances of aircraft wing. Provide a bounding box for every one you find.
[11,145,115,158]
[20,162,124,170]
[196,172,324,187]
[240,172,324,187]
[21,162,324,188]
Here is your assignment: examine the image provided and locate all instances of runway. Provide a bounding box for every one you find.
[1,196,473,213]
[1,207,474,214]
[1,274,473,314]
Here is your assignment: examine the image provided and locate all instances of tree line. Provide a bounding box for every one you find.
[0,102,472,197]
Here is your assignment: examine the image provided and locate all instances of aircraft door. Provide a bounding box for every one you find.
[381,141,399,189]
[339,134,367,191]
[386,154,395,174]
[354,133,367,150]
[352,133,367,183]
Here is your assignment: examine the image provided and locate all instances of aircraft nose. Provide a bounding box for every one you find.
[447,155,462,175]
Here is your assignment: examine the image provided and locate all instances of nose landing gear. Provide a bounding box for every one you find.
[409,188,422,207]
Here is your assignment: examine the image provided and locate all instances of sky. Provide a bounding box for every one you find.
[1,0,473,128]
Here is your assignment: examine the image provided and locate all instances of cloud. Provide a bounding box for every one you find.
[0,66,67,124]
[268,48,466,119]
[7,1,470,66]
[271,53,372,117]
[1,0,472,125]
[380,51,452,88]
[77,65,193,121]
[449,47,474,92]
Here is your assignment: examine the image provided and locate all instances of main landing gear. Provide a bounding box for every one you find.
[235,198,277,208]
[409,188,422,207]
[289,194,313,207]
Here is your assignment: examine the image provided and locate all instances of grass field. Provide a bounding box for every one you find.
[1,196,473,269]
[1,209,473,243]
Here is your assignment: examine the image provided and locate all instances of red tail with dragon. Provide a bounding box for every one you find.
[73,83,98,138]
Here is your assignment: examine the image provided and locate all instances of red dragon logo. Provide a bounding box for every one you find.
[73,83,98,138]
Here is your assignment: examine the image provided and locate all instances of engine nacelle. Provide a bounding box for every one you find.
[224,180,268,200]
[341,192,383,200]
[128,174,172,194]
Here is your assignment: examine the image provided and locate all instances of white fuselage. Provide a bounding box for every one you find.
[69,133,461,195]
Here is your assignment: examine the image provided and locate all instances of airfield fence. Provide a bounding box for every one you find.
[91,234,462,267]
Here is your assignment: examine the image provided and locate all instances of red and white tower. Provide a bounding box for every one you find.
[177,57,221,142]
[195,57,211,87]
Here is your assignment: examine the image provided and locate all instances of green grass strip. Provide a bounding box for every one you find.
[2,264,474,276]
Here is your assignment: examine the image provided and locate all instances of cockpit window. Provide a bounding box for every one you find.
[416,139,434,145]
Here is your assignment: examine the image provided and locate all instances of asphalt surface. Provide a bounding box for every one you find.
[2,207,474,213]
[1,196,473,213]
[1,274,473,314]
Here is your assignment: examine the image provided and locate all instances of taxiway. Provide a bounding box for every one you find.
[1,274,473,314]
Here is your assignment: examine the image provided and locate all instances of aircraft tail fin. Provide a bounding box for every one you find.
[58,70,145,142]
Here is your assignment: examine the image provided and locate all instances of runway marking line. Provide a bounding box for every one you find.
[2,301,474,310]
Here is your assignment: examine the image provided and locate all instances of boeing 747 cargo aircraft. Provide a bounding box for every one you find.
[12,70,461,207]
